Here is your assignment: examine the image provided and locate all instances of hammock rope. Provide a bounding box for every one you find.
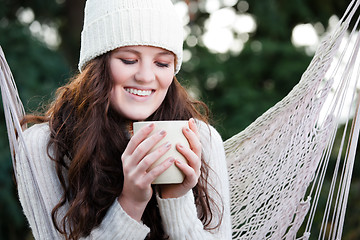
[0,47,57,237]
[224,0,360,239]
[0,47,25,174]
[307,5,360,239]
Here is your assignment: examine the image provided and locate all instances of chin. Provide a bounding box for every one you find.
[126,112,152,121]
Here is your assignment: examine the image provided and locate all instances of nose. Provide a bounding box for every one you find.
[135,61,155,83]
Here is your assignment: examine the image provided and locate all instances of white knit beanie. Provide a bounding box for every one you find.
[78,0,183,74]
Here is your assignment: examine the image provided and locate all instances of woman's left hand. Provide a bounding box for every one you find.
[159,118,202,199]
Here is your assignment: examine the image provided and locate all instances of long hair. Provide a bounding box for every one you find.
[22,52,223,239]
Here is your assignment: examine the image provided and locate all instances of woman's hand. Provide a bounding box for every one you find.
[118,123,175,221]
[160,118,202,199]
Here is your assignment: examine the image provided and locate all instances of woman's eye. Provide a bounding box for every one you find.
[156,62,169,68]
[120,59,137,64]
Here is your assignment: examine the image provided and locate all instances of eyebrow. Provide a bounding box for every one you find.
[114,48,174,57]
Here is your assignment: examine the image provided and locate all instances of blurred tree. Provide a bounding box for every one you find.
[178,0,352,139]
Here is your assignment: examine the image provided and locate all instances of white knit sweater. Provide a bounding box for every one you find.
[15,122,231,239]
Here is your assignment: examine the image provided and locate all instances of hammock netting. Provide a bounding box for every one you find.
[1,1,360,239]
[224,0,360,239]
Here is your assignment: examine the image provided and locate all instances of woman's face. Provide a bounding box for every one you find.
[109,46,175,120]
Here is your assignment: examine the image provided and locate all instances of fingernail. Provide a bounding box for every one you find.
[165,142,171,148]
[169,157,175,163]
[147,123,154,128]
[159,130,166,136]
[178,144,183,148]
[176,160,182,165]
[185,127,190,132]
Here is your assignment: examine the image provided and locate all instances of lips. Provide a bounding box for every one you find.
[125,87,153,97]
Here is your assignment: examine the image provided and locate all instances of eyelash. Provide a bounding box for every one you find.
[120,59,137,64]
[120,59,169,68]
[156,62,169,68]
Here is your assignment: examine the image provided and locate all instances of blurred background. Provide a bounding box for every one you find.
[0,0,359,239]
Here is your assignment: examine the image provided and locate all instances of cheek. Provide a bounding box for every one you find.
[109,59,131,85]
[111,70,125,85]
[109,87,120,111]
[160,74,174,90]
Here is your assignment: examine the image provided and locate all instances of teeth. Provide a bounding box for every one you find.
[126,88,152,96]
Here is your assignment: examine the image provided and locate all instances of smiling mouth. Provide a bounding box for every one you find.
[125,88,153,97]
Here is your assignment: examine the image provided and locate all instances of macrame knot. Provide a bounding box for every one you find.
[303,232,310,239]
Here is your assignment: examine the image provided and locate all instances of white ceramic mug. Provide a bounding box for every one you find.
[133,120,189,184]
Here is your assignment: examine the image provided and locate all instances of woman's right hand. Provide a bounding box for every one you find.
[118,123,174,222]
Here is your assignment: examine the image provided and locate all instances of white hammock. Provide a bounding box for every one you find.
[225,0,360,239]
[1,1,360,239]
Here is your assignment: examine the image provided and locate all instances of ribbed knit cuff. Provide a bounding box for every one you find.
[156,190,201,238]
[90,200,150,239]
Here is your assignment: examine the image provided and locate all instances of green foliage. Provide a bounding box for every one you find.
[180,0,317,139]
[180,40,312,139]
[0,23,69,111]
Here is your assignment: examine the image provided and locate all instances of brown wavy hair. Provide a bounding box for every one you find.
[22,51,223,239]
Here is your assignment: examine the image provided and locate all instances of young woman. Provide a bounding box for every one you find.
[16,0,231,239]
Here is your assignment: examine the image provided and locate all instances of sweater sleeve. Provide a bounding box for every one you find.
[156,122,232,239]
[15,123,150,240]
